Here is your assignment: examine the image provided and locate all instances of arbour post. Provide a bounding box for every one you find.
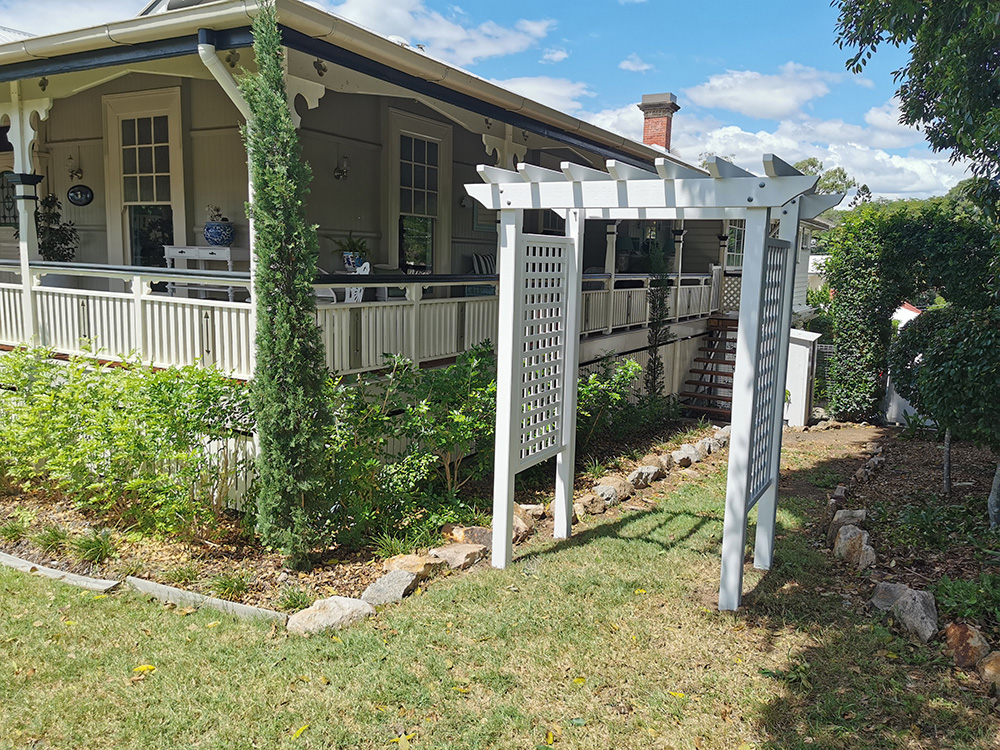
[554,208,584,539]
[491,208,523,568]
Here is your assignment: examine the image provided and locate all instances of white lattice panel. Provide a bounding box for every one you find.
[516,236,570,471]
[721,275,742,311]
[746,239,788,509]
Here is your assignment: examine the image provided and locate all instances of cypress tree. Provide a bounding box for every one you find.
[643,238,672,397]
[239,0,332,565]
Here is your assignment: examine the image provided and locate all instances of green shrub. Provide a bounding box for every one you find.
[931,574,1000,626]
[577,357,642,448]
[163,564,200,585]
[210,572,249,601]
[33,524,70,553]
[0,517,28,543]
[71,529,116,564]
[275,585,314,613]
[0,348,253,536]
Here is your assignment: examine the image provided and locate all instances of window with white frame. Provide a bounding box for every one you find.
[389,110,451,274]
[726,218,745,269]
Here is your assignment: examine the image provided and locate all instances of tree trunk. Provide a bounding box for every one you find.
[989,460,1000,530]
[942,428,952,496]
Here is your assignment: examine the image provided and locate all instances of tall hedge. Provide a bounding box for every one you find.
[240,0,332,564]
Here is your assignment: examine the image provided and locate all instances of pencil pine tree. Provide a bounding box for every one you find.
[240,0,332,566]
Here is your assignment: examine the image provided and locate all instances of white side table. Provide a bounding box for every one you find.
[164,245,245,301]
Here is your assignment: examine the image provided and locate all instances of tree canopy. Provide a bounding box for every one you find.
[835,0,1000,213]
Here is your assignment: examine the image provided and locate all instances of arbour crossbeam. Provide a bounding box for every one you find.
[466,154,843,610]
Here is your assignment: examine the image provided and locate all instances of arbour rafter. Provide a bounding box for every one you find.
[465,154,842,611]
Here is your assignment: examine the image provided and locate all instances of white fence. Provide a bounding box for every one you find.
[0,261,720,379]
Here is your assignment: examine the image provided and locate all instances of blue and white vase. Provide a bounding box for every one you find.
[204,221,235,247]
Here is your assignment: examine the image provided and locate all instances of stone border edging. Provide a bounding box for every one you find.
[0,551,120,593]
[125,576,288,624]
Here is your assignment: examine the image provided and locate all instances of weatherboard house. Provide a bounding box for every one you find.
[0,0,840,607]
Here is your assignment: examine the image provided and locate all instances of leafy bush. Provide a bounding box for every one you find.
[577,358,642,448]
[931,574,1000,626]
[0,348,253,536]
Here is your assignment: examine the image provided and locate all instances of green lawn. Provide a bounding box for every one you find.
[2,447,995,749]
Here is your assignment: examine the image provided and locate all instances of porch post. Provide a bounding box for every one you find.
[491,208,523,568]
[718,206,771,611]
[604,221,617,334]
[553,209,585,539]
[752,201,801,570]
[6,82,51,344]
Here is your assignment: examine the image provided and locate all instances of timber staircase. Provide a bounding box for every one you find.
[678,315,737,422]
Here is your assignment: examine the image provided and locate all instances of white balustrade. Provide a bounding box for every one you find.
[0,261,720,380]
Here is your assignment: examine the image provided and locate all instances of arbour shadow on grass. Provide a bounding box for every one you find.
[512,426,996,749]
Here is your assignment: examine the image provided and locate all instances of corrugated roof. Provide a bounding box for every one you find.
[0,26,32,44]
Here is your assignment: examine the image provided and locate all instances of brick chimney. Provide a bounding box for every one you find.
[637,92,680,151]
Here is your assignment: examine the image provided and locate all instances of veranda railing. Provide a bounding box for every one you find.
[0,260,719,379]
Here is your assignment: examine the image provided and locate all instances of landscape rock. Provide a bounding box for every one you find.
[441,524,492,547]
[715,425,731,439]
[870,582,939,644]
[694,438,713,459]
[383,554,448,580]
[832,484,848,501]
[827,508,867,548]
[518,503,546,521]
[833,525,876,569]
[361,570,419,606]
[593,484,620,507]
[713,429,730,449]
[580,493,607,515]
[286,596,374,635]
[596,475,633,500]
[679,468,700,479]
[628,465,663,489]
[513,504,537,530]
[640,453,673,472]
[823,497,844,529]
[944,623,992,667]
[977,651,1000,692]
[854,467,870,484]
[571,503,585,523]
[429,543,487,570]
[707,438,723,454]
[512,513,531,543]
[672,444,700,467]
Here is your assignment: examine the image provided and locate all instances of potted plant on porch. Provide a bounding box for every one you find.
[204,204,235,247]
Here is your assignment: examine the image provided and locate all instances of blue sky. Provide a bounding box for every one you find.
[1,0,968,198]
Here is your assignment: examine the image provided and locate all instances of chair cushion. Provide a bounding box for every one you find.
[472,253,497,275]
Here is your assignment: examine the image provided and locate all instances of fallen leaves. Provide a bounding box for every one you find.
[292,724,309,739]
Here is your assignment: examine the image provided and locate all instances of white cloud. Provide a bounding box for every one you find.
[581,103,644,143]
[541,48,569,64]
[618,53,652,73]
[684,62,839,119]
[325,0,554,67]
[0,0,144,34]
[490,76,594,114]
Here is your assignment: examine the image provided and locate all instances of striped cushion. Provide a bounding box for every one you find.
[472,253,497,275]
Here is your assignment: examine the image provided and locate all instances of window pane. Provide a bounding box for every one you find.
[153,115,168,144]
[121,119,136,147]
[155,175,171,202]
[139,175,154,202]
[154,145,170,173]
[400,162,412,188]
[426,141,438,166]
[427,166,438,192]
[401,215,433,269]
[123,149,137,175]
[400,135,412,161]
[427,192,437,216]
[137,117,152,145]
[400,188,412,214]
[414,138,425,164]
[123,176,138,203]
[414,164,425,190]
[413,191,425,215]
[138,146,154,174]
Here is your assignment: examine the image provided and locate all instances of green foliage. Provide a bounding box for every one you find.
[576,358,642,448]
[32,525,70,553]
[931,574,1000,626]
[275,585,314,613]
[835,0,1000,217]
[0,348,252,536]
[889,500,980,549]
[240,0,333,566]
[163,564,200,585]
[0,516,29,543]
[209,571,249,601]
[35,194,79,262]
[793,158,857,195]
[71,529,116,564]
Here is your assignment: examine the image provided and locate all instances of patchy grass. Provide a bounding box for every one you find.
[1,427,997,749]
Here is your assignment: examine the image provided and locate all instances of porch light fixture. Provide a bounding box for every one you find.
[334,156,350,181]
[66,155,83,181]
[7,172,44,201]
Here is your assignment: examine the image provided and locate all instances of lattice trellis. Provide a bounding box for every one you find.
[516,236,569,470]
[745,238,789,509]
[721,275,742,312]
